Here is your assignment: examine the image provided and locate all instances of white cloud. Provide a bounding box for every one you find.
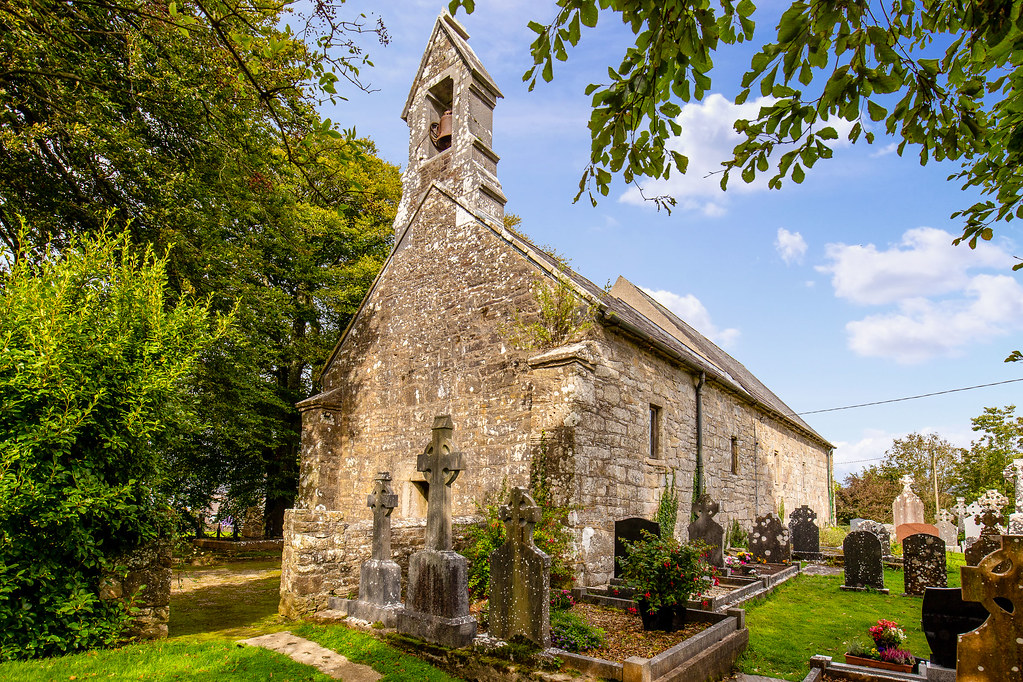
[870,142,899,158]
[641,287,740,348]
[776,228,808,265]
[845,275,1023,363]
[620,93,854,214]
[816,227,1023,362]
[817,227,1015,306]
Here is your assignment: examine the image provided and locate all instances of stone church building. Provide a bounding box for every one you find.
[279,12,833,617]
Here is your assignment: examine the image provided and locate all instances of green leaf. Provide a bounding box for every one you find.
[867,100,886,121]
[580,2,599,28]
[792,164,805,183]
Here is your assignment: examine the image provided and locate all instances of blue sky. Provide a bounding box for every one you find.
[326,1,1023,482]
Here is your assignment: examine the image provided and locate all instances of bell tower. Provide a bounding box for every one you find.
[394,11,506,236]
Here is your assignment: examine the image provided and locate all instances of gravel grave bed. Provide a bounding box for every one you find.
[568,603,712,663]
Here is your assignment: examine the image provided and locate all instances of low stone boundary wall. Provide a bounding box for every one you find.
[192,538,284,554]
[805,654,928,681]
[100,540,172,639]
[556,609,748,682]
[279,508,480,618]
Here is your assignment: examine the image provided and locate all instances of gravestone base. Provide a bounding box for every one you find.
[343,599,403,628]
[358,559,401,606]
[793,551,823,561]
[839,585,890,595]
[924,662,956,682]
[397,549,476,648]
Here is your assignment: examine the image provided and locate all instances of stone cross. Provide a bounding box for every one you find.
[959,536,1023,679]
[687,494,724,567]
[417,415,465,551]
[1003,459,1023,533]
[500,486,542,547]
[900,474,915,490]
[977,489,1008,514]
[489,487,551,648]
[367,472,399,561]
[954,497,967,534]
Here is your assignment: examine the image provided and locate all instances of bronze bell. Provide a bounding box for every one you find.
[430,109,452,151]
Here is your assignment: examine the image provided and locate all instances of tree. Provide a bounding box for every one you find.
[449,0,1023,257]
[1,1,401,535]
[0,229,225,660]
[875,432,964,521]
[952,405,1023,502]
[835,466,899,524]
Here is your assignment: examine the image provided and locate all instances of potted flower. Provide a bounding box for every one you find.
[845,619,914,673]
[617,530,713,632]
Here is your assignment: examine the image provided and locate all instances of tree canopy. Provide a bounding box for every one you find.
[449,0,1023,259]
[1,0,401,536]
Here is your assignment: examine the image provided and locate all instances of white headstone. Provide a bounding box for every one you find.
[1004,459,1023,534]
[964,501,983,540]
[893,475,925,527]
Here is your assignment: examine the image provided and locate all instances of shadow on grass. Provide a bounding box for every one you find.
[170,573,290,640]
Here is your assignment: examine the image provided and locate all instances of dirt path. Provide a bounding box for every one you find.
[169,559,288,640]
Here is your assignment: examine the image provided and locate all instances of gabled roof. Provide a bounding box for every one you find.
[400,11,503,122]
[316,180,830,449]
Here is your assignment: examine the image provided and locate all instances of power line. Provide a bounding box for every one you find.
[796,377,1023,416]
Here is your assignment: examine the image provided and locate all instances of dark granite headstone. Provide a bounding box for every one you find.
[686,494,724,567]
[789,505,821,559]
[903,533,947,596]
[841,530,888,593]
[614,517,660,578]
[921,587,989,669]
[859,520,893,559]
[964,510,1003,567]
[751,513,790,563]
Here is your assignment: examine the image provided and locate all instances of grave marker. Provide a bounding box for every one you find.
[902,533,947,596]
[335,472,403,626]
[921,587,988,671]
[841,530,888,593]
[1003,459,1023,534]
[489,487,550,648]
[937,509,959,549]
[789,505,821,559]
[686,494,724,567]
[893,474,925,527]
[614,517,660,578]
[959,536,1023,681]
[858,520,893,559]
[396,416,477,648]
[750,513,790,563]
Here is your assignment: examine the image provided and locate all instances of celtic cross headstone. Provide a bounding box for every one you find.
[959,536,1023,680]
[397,416,476,648]
[489,487,551,648]
[687,494,724,567]
[789,505,821,559]
[333,472,403,626]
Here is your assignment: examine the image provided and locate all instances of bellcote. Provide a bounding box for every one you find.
[393,12,506,235]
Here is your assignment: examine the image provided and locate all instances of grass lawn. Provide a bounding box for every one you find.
[737,556,965,681]
[0,559,454,681]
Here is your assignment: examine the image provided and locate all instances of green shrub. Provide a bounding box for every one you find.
[617,531,713,612]
[820,526,848,547]
[0,230,224,660]
[656,470,679,539]
[550,610,604,652]
[728,519,748,548]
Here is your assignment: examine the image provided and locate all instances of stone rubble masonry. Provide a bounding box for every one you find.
[279,11,832,617]
[99,540,172,639]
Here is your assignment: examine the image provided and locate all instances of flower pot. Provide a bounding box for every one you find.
[637,600,687,632]
[844,654,914,674]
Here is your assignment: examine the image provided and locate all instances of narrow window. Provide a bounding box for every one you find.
[649,405,661,459]
[731,436,740,474]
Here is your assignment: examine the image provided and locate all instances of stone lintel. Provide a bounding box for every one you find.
[528,341,598,372]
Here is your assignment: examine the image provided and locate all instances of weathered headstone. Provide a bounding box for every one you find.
[921,587,988,670]
[893,474,925,527]
[614,517,660,578]
[1003,459,1023,534]
[937,509,959,549]
[859,519,893,559]
[953,497,967,536]
[333,472,402,626]
[750,513,790,563]
[489,487,550,648]
[903,533,947,596]
[964,501,984,541]
[895,522,940,543]
[789,505,821,559]
[964,509,1003,567]
[850,517,866,531]
[687,494,724,567]
[396,416,477,648]
[959,535,1023,681]
[841,530,888,593]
